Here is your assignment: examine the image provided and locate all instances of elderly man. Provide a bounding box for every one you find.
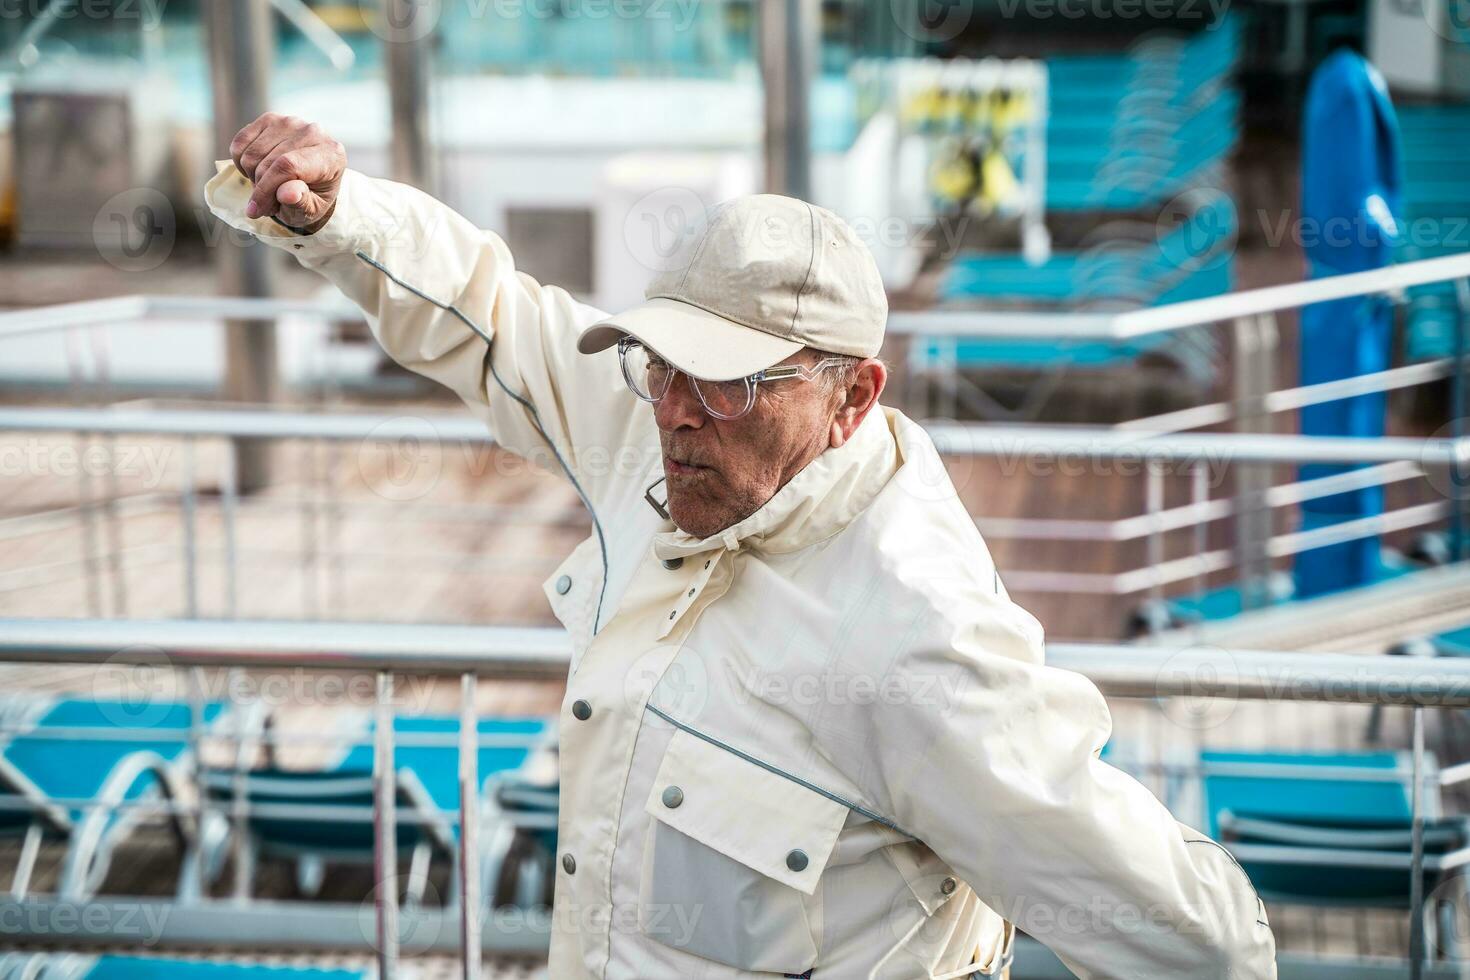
[206,114,1276,979]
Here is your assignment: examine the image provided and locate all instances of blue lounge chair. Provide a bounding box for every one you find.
[1200,749,1470,933]
[0,953,367,979]
[915,190,1234,419]
[0,695,257,900]
[1045,21,1242,212]
[199,715,555,908]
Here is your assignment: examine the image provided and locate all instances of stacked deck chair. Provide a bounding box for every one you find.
[0,693,263,901]
[0,953,375,979]
[1201,748,1470,957]
[1046,19,1241,212]
[199,714,555,910]
[918,187,1236,419]
[1396,104,1470,370]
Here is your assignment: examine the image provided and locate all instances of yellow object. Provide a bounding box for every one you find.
[978,148,1021,213]
[311,4,371,33]
[931,148,976,204]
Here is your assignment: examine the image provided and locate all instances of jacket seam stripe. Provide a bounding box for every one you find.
[352,249,611,633]
[644,702,913,837]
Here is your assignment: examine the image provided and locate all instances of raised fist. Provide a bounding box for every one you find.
[229,112,346,233]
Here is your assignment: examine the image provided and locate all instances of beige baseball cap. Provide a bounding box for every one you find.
[577,194,888,382]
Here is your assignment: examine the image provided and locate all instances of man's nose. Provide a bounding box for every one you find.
[653,373,707,431]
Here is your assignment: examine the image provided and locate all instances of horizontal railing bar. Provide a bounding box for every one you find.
[7,619,1470,705]
[0,897,552,955]
[0,726,550,750]
[976,461,1424,542]
[0,619,570,677]
[1263,359,1457,415]
[0,296,150,340]
[0,407,494,442]
[1114,359,1455,434]
[5,407,1466,466]
[0,296,354,341]
[927,424,1467,465]
[1027,500,1447,596]
[3,255,1467,347]
[888,252,1470,338]
[1222,841,1457,870]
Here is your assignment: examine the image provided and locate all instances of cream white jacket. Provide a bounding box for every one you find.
[204,162,1277,980]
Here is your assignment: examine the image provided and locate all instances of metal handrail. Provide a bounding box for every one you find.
[4,617,1470,706]
[0,252,1467,343]
[888,251,1470,339]
[0,619,1465,971]
[3,405,1465,466]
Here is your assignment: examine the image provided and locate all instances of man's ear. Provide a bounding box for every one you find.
[829,359,887,448]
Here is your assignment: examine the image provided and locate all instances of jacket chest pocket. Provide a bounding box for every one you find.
[639,728,851,974]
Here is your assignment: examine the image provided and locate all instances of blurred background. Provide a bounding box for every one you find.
[1,0,1470,976]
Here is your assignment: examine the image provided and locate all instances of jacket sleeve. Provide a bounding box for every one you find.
[201,160,643,507]
[831,583,1277,979]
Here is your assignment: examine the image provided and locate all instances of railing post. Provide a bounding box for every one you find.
[1231,314,1276,610]
[221,447,240,619]
[1146,461,1164,608]
[459,672,482,979]
[1409,705,1426,980]
[181,436,199,619]
[1451,277,1469,563]
[1191,463,1208,602]
[374,671,400,979]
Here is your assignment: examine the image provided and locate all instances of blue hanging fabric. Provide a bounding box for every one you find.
[1295,50,1403,598]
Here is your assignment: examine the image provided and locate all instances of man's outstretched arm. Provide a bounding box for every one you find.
[202,113,643,504]
[820,578,1277,978]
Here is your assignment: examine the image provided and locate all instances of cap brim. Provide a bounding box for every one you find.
[576,297,802,382]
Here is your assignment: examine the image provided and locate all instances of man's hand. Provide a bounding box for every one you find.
[230,112,346,233]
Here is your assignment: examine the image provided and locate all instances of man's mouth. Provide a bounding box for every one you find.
[664,454,711,477]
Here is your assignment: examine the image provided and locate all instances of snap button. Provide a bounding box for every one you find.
[562,853,576,874]
[704,560,711,569]
[668,610,675,620]
[571,699,591,721]
[785,849,809,872]
[661,785,684,809]
[555,575,572,595]
[662,557,683,570]
[686,588,695,597]
[941,876,957,895]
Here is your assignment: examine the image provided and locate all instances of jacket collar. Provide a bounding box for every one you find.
[651,406,904,560]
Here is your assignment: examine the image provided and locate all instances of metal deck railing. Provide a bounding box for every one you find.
[2,623,1470,978]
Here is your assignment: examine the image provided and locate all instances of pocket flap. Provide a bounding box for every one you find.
[645,728,850,895]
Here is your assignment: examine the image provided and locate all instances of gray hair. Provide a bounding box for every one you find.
[806,348,878,398]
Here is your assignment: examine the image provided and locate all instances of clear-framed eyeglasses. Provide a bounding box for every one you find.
[618,338,851,421]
